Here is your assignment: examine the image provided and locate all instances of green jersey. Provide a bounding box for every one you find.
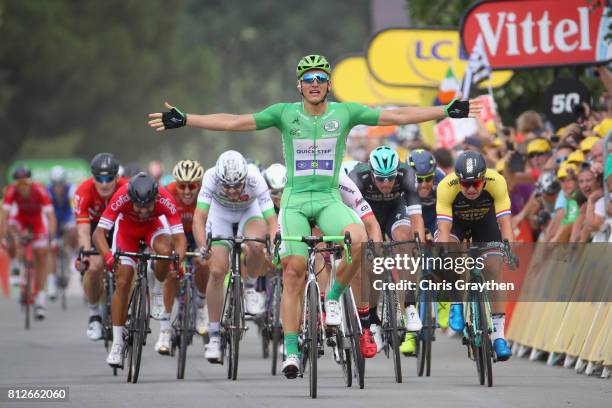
[253,102,380,194]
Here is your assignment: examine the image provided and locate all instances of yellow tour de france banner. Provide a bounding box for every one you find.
[366,28,514,88]
[331,54,438,145]
[331,54,437,106]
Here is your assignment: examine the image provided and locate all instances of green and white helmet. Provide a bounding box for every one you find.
[296,54,331,78]
[263,163,287,190]
[369,146,399,177]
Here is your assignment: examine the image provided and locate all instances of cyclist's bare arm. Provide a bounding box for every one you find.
[77,223,93,250]
[0,208,9,240]
[172,232,187,263]
[45,210,58,240]
[264,213,278,243]
[377,98,482,126]
[410,214,426,242]
[363,215,383,242]
[148,102,256,132]
[435,220,452,242]
[186,113,256,131]
[192,207,208,248]
[497,215,514,242]
[92,227,111,257]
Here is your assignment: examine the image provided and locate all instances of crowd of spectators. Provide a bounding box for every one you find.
[346,66,612,243]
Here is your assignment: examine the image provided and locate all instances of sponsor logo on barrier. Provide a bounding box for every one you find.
[461,0,612,69]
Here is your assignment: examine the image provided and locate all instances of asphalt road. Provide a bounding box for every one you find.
[0,293,610,408]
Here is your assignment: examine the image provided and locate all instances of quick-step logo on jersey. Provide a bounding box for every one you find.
[293,138,336,177]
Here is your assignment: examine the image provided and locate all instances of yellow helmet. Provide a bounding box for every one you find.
[527,138,551,155]
[566,150,585,165]
[580,136,600,153]
[593,118,612,137]
[172,160,204,183]
[557,162,578,179]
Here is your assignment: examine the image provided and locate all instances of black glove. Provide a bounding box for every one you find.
[444,98,470,118]
[162,107,187,129]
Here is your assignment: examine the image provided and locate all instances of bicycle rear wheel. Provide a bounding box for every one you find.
[336,328,352,387]
[270,277,282,376]
[306,280,318,398]
[177,278,192,379]
[386,287,402,383]
[343,291,365,389]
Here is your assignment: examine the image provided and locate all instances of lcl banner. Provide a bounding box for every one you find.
[366,29,513,88]
[461,0,612,69]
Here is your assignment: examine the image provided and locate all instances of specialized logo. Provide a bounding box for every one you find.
[324,120,340,132]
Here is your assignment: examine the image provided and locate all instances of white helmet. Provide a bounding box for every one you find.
[263,163,287,190]
[341,160,359,176]
[215,150,248,185]
[50,165,67,184]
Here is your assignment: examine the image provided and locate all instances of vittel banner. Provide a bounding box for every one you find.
[461,0,611,69]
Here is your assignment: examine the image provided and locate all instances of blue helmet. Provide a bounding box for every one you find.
[408,149,436,176]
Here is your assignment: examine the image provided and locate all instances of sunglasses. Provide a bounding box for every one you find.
[176,182,200,191]
[301,72,329,84]
[94,175,115,184]
[460,179,485,189]
[416,174,434,183]
[555,156,569,165]
[528,152,548,159]
[222,182,244,191]
[374,174,397,183]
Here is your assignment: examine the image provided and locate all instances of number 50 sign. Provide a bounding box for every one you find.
[544,77,591,129]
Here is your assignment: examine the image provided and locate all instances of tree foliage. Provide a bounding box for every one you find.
[0,0,370,179]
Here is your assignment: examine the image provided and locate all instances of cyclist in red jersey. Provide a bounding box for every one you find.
[153,160,210,354]
[0,166,57,320]
[73,153,127,340]
[93,172,186,367]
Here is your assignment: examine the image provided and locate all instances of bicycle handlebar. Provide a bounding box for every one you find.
[272,232,352,265]
[202,233,271,259]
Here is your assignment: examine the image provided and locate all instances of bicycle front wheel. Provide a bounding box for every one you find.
[478,298,493,387]
[417,292,433,377]
[386,288,402,383]
[130,282,147,384]
[228,275,242,381]
[343,291,365,389]
[307,280,318,398]
[177,278,192,380]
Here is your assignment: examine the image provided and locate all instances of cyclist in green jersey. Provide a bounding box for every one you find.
[148,54,481,377]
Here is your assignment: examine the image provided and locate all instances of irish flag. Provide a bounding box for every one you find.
[438,67,459,104]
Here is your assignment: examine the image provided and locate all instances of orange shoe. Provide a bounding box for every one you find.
[359,329,378,358]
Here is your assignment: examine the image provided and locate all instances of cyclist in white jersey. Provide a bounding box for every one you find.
[193,150,277,362]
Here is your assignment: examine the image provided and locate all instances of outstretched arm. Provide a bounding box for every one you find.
[148,102,256,132]
[377,98,482,126]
